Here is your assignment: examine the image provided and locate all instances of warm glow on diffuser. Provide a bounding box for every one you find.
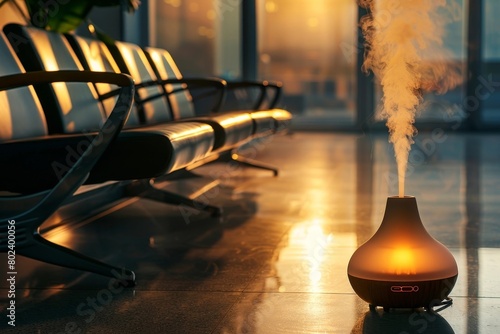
[388,247,416,276]
[349,242,456,282]
[347,196,458,309]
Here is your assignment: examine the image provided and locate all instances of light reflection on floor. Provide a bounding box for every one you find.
[1,132,499,333]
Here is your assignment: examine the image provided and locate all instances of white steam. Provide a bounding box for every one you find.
[359,0,462,197]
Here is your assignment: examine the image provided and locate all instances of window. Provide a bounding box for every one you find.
[146,0,499,130]
[371,0,467,127]
[482,0,500,124]
[150,0,241,78]
[257,0,358,128]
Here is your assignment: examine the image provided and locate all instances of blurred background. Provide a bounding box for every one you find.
[82,0,500,131]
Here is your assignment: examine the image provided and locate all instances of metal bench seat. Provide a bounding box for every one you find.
[0,30,138,283]
[0,28,219,283]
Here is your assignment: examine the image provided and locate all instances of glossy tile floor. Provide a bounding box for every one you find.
[1,132,500,333]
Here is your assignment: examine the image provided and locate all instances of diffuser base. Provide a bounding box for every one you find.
[348,274,458,309]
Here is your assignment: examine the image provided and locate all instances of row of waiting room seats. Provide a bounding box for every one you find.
[0,23,291,285]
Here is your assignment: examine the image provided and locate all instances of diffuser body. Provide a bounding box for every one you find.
[347,196,458,309]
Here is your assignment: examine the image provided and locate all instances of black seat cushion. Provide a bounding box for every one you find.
[0,131,171,193]
[0,121,214,194]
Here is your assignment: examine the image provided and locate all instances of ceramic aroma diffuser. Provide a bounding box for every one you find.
[347,196,458,309]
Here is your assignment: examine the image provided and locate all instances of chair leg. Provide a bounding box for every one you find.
[157,168,204,182]
[128,181,222,217]
[230,153,279,176]
[18,234,135,286]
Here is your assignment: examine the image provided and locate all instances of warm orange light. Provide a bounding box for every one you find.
[206,10,216,20]
[164,0,180,8]
[31,32,73,116]
[44,226,74,248]
[189,3,199,12]
[307,17,319,28]
[150,50,163,68]
[0,91,12,139]
[117,44,140,79]
[387,247,416,276]
[265,1,278,13]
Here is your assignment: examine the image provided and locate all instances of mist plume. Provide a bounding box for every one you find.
[359,0,462,197]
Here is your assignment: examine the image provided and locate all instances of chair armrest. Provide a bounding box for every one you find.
[136,77,227,113]
[165,77,227,113]
[0,70,134,229]
[226,80,283,109]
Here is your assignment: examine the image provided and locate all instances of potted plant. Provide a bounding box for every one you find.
[25,0,140,33]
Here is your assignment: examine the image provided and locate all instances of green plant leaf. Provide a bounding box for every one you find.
[26,0,94,33]
[24,0,140,33]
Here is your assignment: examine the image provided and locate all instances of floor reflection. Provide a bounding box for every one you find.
[351,309,455,334]
[465,136,481,334]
